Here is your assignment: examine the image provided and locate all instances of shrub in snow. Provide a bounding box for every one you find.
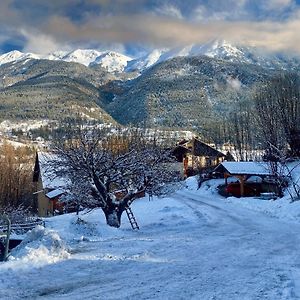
[71,217,99,237]
[0,205,31,225]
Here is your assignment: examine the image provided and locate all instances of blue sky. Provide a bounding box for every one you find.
[1,0,300,56]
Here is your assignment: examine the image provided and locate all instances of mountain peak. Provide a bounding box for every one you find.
[91,51,132,73]
[192,39,245,60]
[60,49,103,66]
[0,50,39,66]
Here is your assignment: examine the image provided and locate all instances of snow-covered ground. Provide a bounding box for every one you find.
[2,177,300,299]
[0,119,50,134]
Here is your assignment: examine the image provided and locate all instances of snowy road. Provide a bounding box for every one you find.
[174,190,300,299]
[2,185,300,299]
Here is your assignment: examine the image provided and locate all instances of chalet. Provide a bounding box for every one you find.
[173,137,227,177]
[33,152,69,217]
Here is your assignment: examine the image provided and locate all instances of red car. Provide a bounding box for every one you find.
[226,182,262,197]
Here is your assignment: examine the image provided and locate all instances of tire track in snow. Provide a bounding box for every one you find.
[173,192,254,229]
[174,190,300,299]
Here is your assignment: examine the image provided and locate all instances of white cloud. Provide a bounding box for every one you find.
[264,0,294,10]
[155,4,183,19]
[191,0,248,22]
[192,5,209,21]
[20,30,65,54]
[39,13,300,55]
[96,42,126,53]
[227,76,242,90]
[2,0,300,56]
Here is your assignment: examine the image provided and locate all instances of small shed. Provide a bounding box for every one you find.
[214,161,273,197]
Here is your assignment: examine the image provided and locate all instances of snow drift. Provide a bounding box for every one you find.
[9,225,70,266]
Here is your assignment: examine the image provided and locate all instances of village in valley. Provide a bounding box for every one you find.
[1,119,300,298]
[2,1,300,299]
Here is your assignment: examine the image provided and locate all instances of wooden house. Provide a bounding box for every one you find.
[173,138,226,177]
[33,152,68,217]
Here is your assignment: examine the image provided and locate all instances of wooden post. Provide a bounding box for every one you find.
[183,156,188,178]
[237,175,246,197]
[240,177,244,197]
[224,173,229,185]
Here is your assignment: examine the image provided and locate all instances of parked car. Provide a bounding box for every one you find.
[226,182,262,197]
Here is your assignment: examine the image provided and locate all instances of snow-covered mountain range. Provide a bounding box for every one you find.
[0,49,131,73]
[0,40,299,74]
[1,39,299,135]
[125,40,247,72]
[127,40,300,72]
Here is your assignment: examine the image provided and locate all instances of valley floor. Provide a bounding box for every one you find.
[1,178,300,299]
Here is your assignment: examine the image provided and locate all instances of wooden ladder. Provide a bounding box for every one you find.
[125,207,139,230]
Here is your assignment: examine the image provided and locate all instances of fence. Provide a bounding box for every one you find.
[0,218,45,235]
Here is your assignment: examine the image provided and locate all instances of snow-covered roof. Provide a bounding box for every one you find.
[45,188,65,199]
[37,152,69,189]
[216,161,272,176]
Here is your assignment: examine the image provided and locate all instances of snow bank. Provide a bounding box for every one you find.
[44,213,103,243]
[224,196,300,223]
[185,176,199,190]
[8,225,69,267]
[185,176,237,193]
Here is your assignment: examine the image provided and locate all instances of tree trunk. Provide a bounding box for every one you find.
[102,205,125,228]
[102,192,138,228]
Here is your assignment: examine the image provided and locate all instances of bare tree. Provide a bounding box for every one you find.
[254,72,300,156]
[264,143,300,200]
[215,88,259,161]
[47,128,179,228]
[0,141,34,210]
